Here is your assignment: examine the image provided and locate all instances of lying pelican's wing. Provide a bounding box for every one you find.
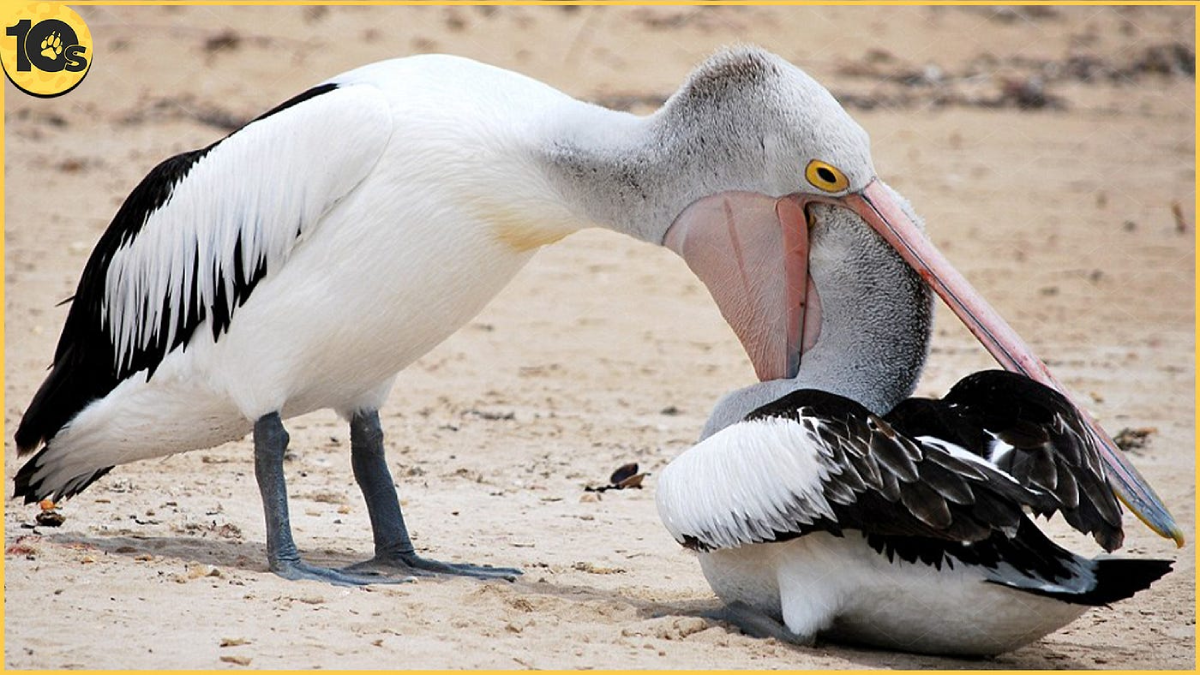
[656,389,1055,552]
[888,370,1124,551]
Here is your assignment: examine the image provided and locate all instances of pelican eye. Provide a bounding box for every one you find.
[805,160,849,192]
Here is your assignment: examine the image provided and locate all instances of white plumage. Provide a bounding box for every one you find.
[103,86,391,375]
[696,533,1091,655]
[658,417,838,550]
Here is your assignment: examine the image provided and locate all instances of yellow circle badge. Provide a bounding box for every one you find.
[1,3,92,98]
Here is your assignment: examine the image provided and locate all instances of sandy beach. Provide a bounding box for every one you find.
[4,5,1195,669]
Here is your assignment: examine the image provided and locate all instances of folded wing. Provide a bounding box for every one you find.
[887,370,1124,550]
[658,388,1064,552]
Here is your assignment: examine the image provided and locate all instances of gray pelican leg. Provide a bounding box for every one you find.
[705,601,816,647]
[342,410,521,580]
[254,413,399,585]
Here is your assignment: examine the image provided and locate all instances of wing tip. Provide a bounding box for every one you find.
[13,446,114,505]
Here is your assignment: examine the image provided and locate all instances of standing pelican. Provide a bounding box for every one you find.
[655,200,1177,653]
[15,47,1178,586]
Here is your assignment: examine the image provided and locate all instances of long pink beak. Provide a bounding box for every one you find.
[664,180,1183,547]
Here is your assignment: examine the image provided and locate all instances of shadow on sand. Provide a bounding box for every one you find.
[34,530,1088,669]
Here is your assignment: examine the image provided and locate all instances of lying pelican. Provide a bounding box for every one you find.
[14,47,1178,587]
[656,201,1176,654]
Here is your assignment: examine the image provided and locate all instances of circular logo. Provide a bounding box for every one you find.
[1,3,92,98]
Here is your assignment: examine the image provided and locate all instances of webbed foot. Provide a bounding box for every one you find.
[344,552,521,581]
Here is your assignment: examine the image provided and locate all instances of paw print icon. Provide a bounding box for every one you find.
[40,31,63,60]
[8,18,89,75]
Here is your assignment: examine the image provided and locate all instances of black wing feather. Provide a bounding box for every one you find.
[894,370,1125,551]
[13,84,341,458]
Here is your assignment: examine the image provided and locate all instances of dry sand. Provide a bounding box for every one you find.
[4,5,1195,669]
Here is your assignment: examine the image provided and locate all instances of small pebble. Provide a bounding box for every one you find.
[35,510,66,527]
[219,638,250,648]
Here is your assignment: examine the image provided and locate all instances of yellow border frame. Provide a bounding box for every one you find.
[0,3,1195,673]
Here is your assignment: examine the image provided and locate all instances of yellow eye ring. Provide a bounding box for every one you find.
[805,160,849,193]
